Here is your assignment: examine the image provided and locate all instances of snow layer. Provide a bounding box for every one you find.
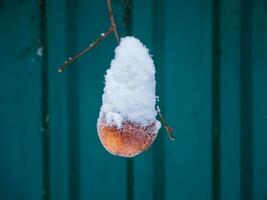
[98,36,160,129]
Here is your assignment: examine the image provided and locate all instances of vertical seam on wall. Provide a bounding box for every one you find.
[65,1,81,199]
[240,0,253,199]
[211,0,221,199]
[127,158,134,200]
[40,1,50,200]
[152,0,165,200]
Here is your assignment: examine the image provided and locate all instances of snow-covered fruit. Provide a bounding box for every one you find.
[97,36,161,157]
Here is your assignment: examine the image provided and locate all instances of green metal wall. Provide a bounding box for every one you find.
[0,0,266,200]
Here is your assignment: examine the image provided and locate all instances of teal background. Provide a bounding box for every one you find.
[0,0,266,200]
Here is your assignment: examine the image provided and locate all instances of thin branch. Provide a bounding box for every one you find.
[156,106,175,141]
[58,26,114,73]
[58,0,120,72]
[107,0,120,44]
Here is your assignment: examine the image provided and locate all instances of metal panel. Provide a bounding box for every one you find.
[45,0,69,199]
[0,0,267,200]
[252,0,267,199]
[0,1,43,200]
[164,0,213,200]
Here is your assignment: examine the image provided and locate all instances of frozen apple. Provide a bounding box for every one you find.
[97,36,161,157]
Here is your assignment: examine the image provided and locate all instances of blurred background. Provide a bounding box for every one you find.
[0,0,266,200]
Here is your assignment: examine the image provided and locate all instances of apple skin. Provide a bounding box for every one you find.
[97,120,158,157]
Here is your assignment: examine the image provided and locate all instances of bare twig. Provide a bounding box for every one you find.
[107,0,120,44]
[156,106,175,141]
[58,27,114,73]
[58,0,120,72]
